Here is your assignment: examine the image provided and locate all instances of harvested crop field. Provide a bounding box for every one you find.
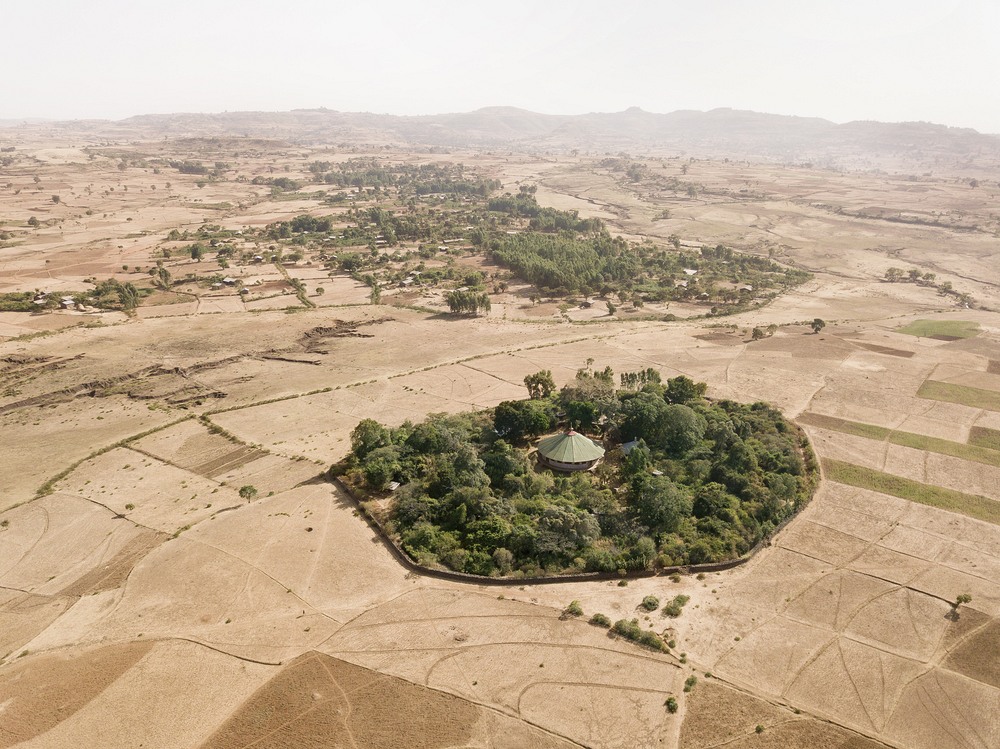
[201,651,576,749]
[0,641,154,748]
[680,681,888,749]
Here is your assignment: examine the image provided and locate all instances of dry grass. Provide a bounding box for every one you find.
[822,458,1000,524]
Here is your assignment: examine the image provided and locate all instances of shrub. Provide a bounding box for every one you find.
[613,619,668,652]
[684,675,698,692]
[640,595,660,612]
[638,631,668,652]
[613,618,643,640]
[665,697,678,713]
[564,600,584,617]
[589,613,612,628]
[663,594,690,618]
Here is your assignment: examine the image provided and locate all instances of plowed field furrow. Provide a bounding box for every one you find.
[187,446,266,477]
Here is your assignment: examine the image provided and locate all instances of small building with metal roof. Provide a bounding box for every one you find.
[536,430,605,472]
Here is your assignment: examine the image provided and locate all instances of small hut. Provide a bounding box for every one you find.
[536,431,605,472]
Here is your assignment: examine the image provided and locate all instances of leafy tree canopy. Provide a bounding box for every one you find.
[337,369,817,578]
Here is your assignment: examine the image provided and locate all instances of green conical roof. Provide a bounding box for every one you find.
[536,431,605,463]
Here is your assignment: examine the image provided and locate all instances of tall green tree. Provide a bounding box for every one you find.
[350,418,392,459]
[524,370,556,399]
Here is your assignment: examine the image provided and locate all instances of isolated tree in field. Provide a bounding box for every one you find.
[51,195,60,204]
[951,592,973,619]
[524,370,556,399]
[884,267,904,283]
[369,285,381,305]
[238,485,258,502]
[154,266,171,290]
[27,216,39,227]
[751,327,765,341]
[190,244,203,262]
[811,318,826,334]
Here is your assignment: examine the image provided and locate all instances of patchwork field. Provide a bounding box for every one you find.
[1,125,999,748]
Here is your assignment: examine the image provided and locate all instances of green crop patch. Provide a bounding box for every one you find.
[969,427,1000,452]
[800,413,1000,468]
[918,381,1000,411]
[797,413,891,441]
[823,459,1000,525]
[898,319,979,340]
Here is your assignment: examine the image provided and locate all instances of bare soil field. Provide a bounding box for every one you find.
[201,651,576,749]
[1,127,999,748]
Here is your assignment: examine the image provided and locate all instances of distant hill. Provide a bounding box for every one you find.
[9,107,1000,170]
[0,118,51,128]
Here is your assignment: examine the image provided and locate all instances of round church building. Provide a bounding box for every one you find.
[536,430,606,472]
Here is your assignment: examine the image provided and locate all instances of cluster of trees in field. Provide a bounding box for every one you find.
[263,207,448,247]
[169,160,210,175]
[337,367,816,578]
[2,279,156,314]
[167,160,229,178]
[308,158,500,198]
[480,226,808,302]
[0,292,48,312]
[145,160,807,320]
[884,266,975,307]
[445,289,491,315]
[486,186,604,233]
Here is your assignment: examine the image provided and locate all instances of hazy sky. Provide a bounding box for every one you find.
[5,0,999,132]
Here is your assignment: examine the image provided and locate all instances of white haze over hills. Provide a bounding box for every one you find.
[3,0,999,134]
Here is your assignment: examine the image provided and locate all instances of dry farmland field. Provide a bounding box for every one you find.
[2,118,1000,749]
